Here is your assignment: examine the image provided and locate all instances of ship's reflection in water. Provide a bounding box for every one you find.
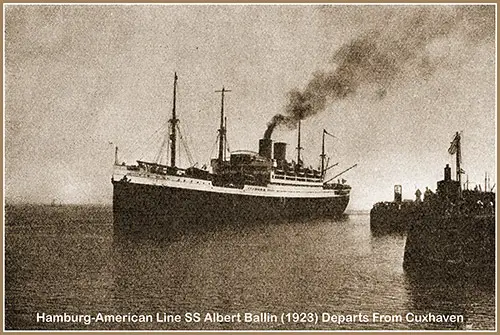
[113,212,350,243]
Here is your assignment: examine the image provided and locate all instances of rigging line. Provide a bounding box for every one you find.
[139,133,164,162]
[127,121,169,154]
[176,124,195,166]
[225,135,231,155]
[139,124,167,162]
[159,133,170,166]
[179,122,198,164]
[209,133,219,161]
[154,123,170,164]
[165,139,171,166]
[175,125,183,167]
[128,122,169,161]
[182,140,194,166]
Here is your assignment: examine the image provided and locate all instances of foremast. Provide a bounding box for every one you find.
[215,87,231,163]
[169,73,179,167]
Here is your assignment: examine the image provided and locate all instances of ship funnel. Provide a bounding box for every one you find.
[444,164,451,181]
[394,185,402,203]
[259,139,273,159]
[273,142,286,162]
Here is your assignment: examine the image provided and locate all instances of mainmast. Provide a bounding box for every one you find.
[321,129,326,178]
[169,73,179,167]
[296,119,302,166]
[215,87,231,162]
[321,129,336,178]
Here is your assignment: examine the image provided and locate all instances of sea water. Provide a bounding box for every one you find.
[4,205,495,330]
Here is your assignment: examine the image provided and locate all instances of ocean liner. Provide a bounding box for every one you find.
[112,74,353,224]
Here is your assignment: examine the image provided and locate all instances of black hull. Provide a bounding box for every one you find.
[112,181,349,226]
[403,213,495,278]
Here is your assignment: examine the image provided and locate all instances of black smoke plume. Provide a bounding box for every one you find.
[264,114,286,139]
[263,5,494,139]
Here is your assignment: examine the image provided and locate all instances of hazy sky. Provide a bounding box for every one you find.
[5,4,496,209]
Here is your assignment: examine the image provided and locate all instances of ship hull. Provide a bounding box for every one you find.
[403,213,495,278]
[112,180,349,226]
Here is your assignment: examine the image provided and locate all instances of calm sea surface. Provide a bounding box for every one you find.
[5,205,496,330]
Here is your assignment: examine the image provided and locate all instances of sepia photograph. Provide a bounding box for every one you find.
[4,3,496,331]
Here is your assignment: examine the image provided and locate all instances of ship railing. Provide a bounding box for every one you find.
[271,171,322,183]
[323,183,352,190]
